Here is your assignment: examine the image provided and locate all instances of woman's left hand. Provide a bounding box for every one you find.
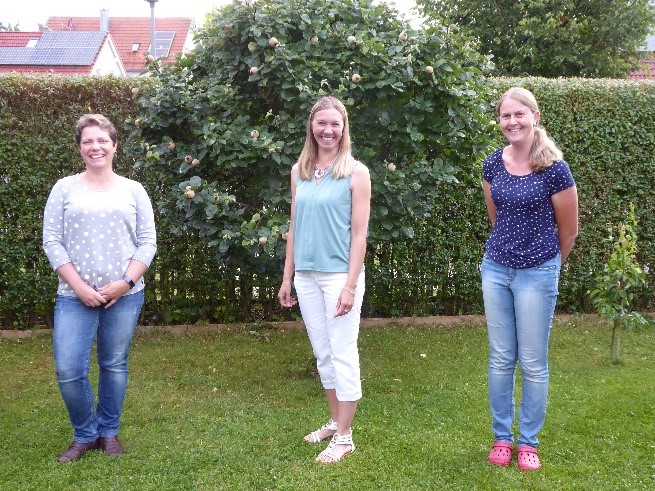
[96,281,132,308]
[335,288,354,317]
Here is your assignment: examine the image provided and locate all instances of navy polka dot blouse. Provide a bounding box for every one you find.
[483,148,576,269]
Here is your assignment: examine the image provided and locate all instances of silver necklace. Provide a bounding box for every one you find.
[314,157,336,179]
[314,166,331,179]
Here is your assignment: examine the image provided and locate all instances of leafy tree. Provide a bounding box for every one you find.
[127,0,494,277]
[416,0,655,78]
[588,204,648,363]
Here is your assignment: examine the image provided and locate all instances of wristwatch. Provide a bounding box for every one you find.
[122,274,135,289]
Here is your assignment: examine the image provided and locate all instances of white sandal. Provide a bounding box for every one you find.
[316,431,355,463]
[304,419,338,444]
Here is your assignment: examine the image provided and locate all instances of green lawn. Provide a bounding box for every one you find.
[1,316,653,490]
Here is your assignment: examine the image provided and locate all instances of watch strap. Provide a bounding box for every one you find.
[122,274,135,289]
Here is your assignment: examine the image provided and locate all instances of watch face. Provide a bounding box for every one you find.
[123,275,135,288]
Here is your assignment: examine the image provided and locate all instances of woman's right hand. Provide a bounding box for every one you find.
[278,282,297,308]
[55,263,107,308]
[74,284,108,308]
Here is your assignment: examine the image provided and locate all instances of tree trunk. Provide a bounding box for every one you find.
[611,320,622,363]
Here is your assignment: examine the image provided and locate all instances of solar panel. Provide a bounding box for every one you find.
[150,31,175,58]
[0,31,104,66]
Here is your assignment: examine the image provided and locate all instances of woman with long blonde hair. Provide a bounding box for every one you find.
[278,96,371,463]
[481,87,578,471]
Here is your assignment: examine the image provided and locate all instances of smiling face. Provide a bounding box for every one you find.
[498,97,540,147]
[79,125,117,170]
[311,108,344,154]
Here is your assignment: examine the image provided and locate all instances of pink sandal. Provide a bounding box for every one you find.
[517,445,541,471]
[487,441,513,466]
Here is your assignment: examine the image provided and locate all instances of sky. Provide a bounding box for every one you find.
[1,0,418,31]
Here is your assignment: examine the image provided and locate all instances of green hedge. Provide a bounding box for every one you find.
[0,74,653,328]
[367,77,655,318]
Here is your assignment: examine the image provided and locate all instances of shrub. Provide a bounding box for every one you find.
[589,203,648,362]
[127,0,495,279]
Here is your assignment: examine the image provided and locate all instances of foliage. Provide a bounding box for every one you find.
[0,74,138,328]
[416,0,655,78]
[589,204,648,362]
[488,77,655,316]
[127,0,495,280]
[2,74,655,327]
[2,319,655,489]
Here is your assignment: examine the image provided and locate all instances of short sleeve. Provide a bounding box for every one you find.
[482,148,503,183]
[547,160,576,196]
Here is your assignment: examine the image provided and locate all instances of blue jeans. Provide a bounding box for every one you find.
[481,254,560,448]
[53,291,144,443]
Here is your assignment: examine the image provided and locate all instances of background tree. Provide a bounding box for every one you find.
[416,0,655,78]
[128,0,494,279]
[589,204,648,363]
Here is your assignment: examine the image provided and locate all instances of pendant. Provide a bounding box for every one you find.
[314,167,326,179]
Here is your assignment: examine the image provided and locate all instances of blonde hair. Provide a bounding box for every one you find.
[297,96,354,180]
[497,87,563,172]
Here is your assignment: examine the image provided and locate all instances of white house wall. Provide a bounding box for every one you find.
[92,38,126,77]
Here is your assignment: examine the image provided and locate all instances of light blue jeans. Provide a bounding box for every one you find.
[294,271,365,401]
[53,291,144,443]
[481,254,560,448]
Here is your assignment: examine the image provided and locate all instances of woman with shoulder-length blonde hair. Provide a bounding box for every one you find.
[278,95,371,464]
[296,96,355,180]
[482,87,578,471]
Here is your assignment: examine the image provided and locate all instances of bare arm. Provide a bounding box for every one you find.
[335,164,371,317]
[552,186,579,263]
[483,179,496,226]
[278,165,298,308]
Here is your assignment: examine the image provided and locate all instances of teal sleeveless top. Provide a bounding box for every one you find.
[293,163,359,272]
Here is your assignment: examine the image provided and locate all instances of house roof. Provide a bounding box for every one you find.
[0,31,106,66]
[46,16,194,73]
[0,32,43,47]
[630,57,655,80]
[0,64,91,75]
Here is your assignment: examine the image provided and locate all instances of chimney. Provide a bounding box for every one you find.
[100,9,110,32]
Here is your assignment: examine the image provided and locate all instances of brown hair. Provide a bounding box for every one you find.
[297,96,354,180]
[75,114,118,146]
[496,87,563,172]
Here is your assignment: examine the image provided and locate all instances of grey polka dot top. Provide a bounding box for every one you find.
[43,174,157,295]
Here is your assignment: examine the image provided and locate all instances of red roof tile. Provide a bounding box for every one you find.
[0,32,43,47]
[46,16,194,73]
[630,56,655,80]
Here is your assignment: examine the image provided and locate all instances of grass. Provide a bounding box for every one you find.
[1,316,653,490]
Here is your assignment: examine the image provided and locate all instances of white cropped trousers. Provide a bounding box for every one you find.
[294,270,365,401]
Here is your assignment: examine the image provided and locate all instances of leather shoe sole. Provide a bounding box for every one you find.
[56,439,100,463]
[100,436,124,456]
